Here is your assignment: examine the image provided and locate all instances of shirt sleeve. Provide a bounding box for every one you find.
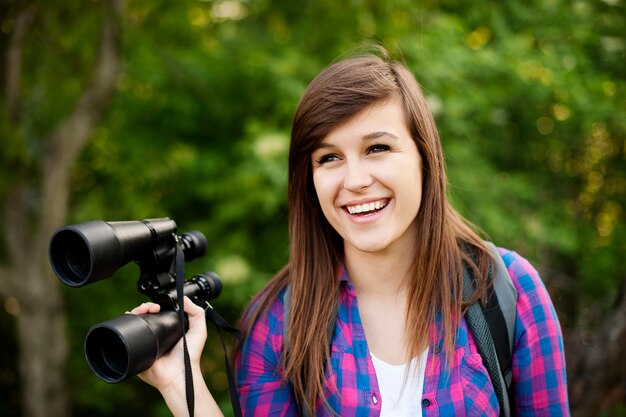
[500,249,570,416]
[235,291,299,416]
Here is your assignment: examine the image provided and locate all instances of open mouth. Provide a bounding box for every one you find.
[345,199,389,216]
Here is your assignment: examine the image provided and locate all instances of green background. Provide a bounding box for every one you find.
[1,0,624,416]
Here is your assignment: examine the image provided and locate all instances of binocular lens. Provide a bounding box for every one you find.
[51,231,93,286]
[84,312,182,383]
[85,327,129,382]
[65,234,92,283]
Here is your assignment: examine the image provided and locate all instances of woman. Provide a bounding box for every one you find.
[134,51,570,416]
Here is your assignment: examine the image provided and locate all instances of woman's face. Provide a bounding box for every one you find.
[311,97,423,258]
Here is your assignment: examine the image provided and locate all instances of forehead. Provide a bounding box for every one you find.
[319,97,410,145]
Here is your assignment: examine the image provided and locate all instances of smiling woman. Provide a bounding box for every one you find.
[311,98,423,261]
[132,49,570,417]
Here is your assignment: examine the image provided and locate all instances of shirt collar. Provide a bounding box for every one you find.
[338,263,349,283]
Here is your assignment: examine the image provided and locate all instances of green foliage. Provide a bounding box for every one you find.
[1,0,624,415]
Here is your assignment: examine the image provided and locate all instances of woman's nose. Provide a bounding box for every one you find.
[344,160,373,191]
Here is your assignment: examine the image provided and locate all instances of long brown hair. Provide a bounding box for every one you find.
[237,50,493,415]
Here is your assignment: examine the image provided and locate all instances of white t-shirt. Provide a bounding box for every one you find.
[370,348,429,417]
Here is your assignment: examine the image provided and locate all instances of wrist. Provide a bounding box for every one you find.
[158,364,203,399]
[159,366,223,417]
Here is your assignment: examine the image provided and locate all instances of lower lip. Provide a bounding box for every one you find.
[344,205,387,224]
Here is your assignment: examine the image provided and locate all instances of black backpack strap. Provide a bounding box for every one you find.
[463,269,510,417]
[483,242,517,388]
[463,242,517,417]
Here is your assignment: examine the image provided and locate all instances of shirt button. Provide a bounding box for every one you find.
[372,393,379,405]
[422,398,431,407]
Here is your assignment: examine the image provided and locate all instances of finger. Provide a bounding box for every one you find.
[184,297,207,332]
[183,296,206,317]
[183,297,207,345]
[128,302,161,315]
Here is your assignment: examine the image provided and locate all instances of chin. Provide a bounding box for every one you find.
[347,240,392,255]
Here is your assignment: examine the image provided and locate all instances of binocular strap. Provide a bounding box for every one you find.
[205,305,242,417]
[172,236,195,417]
[172,234,243,417]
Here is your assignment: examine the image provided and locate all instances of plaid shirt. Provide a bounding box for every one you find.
[236,248,570,416]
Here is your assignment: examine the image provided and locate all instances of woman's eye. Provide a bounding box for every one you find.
[367,144,391,154]
[315,153,340,165]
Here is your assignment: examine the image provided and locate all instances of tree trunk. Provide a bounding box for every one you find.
[0,1,123,416]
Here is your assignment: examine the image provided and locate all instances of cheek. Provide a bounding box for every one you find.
[412,189,423,216]
[312,172,332,208]
[392,163,423,214]
[312,172,343,229]
[313,172,333,198]
[411,170,424,209]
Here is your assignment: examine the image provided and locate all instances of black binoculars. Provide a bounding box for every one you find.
[49,218,221,383]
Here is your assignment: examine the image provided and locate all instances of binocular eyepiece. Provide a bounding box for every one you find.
[49,218,221,383]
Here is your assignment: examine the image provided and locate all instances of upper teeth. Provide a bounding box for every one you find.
[347,200,387,215]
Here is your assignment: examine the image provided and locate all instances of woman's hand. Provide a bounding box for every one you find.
[131,296,208,392]
[130,297,223,417]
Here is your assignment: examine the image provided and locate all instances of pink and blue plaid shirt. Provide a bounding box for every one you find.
[235,248,570,416]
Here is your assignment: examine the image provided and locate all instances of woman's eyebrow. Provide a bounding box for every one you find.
[313,142,334,150]
[363,131,399,140]
[314,131,399,151]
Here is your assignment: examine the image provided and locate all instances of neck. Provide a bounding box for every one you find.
[344,244,415,297]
